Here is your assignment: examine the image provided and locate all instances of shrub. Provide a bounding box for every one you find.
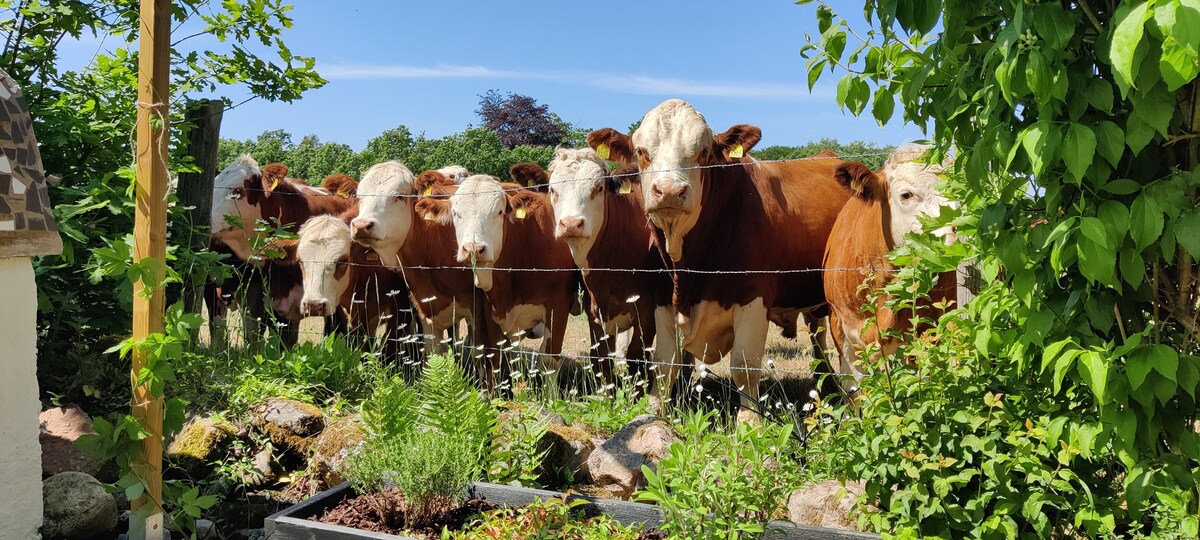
[449,496,646,540]
[637,411,801,539]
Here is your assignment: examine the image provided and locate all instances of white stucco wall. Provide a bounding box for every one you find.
[0,257,42,539]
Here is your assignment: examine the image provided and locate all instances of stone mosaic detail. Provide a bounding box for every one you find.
[0,68,61,257]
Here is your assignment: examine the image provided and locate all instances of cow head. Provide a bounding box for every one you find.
[288,215,355,318]
[509,150,621,263]
[587,99,760,261]
[437,165,471,184]
[349,161,419,269]
[414,174,541,291]
[834,146,952,248]
[210,154,279,260]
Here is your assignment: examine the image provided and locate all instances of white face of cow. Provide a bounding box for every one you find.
[547,148,609,260]
[448,175,508,268]
[437,165,470,184]
[296,215,353,318]
[884,161,953,246]
[349,161,416,269]
[631,99,712,258]
[210,154,263,260]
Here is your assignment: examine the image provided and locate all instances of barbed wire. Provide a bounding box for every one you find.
[212,150,906,200]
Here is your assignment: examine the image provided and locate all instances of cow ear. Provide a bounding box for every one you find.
[713,125,762,162]
[322,174,358,198]
[506,190,542,222]
[606,163,641,194]
[265,238,299,265]
[834,161,883,201]
[509,162,549,192]
[587,128,635,164]
[414,170,451,198]
[414,198,451,225]
[260,163,289,194]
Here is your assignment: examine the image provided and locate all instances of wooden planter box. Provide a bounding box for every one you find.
[265,481,879,540]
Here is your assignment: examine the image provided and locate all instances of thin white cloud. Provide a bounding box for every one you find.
[320,62,826,100]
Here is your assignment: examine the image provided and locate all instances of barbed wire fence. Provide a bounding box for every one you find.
[186,149,976,432]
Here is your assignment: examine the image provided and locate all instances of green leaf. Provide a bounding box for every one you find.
[1153,0,1200,90]
[1032,3,1076,51]
[1176,209,1200,258]
[1129,84,1175,138]
[1062,124,1097,184]
[1108,1,1153,97]
[1119,247,1146,288]
[1102,178,1141,195]
[1095,121,1125,168]
[1097,201,1130,241]
[1125,109,1157,156]
[1078,217,1116,285]
[1084,79,1114,114]
[1021,122,1062,176]
[872,85,895,126]
[807,58,827,90]
[1149,344,1179,381]
[1128,346,1154,389]
[1130,193,1164,249]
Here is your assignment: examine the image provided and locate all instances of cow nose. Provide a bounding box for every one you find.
[558,217,585,235]
[651,183,688,205]
[350,218,374,238]
[461,242,486,260]
[303,298,330,317]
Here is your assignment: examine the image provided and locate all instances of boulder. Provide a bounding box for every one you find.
[40,406,106,478]
[786,480,869,530]
[251,398,325,453]
[536,423,596,485]
[309,416,365,488]
[584,414,679,498]
[41,471,117,540]
[166,416,236,472]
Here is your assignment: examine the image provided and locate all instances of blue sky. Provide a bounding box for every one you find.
[67,1,926,150]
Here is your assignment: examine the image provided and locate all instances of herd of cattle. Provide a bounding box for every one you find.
[207,99,958,420]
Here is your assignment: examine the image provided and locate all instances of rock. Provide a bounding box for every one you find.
[584,415,679,498]
[41,471,117,540]
[231,529,265,540]
[537,423,597,485]
[251,398,325,453]
[786,480,869,530]
[40,406,106,478]
[309,416,365,488]
[194,518,216,539]
[166,416,236,470]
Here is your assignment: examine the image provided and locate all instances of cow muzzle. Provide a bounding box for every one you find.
[350,218,379,243]
[458,242,492,265]
[302,298,333,317]
[556,217,588,239]
[647,183,689,213]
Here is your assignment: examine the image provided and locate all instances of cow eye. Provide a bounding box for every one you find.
[900,190,914,201]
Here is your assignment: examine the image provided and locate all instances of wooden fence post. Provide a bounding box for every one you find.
[177,99,223,333]
[131,0,170,538]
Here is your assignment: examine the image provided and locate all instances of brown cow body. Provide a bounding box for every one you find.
[823,154,957,376]
[589,99,850,419]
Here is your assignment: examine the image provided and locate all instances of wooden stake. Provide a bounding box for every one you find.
[131,0,170,538]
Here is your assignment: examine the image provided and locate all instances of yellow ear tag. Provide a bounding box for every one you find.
[269,178,280,191]
[527,180,536,187]
[728,144,745,159]
[850,178,864,194]
[423,212,436,221]
[422,186,433,197]
[366,251,380,261]
[596,143,611,160]
[337,189,350,198]
[618,179,633,195]
[514,207,528,219]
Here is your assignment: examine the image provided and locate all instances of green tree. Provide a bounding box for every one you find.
[753,137,895,169]
[6,0,325,408]
[800,0,1200,537]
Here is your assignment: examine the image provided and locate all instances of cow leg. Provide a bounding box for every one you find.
[203,280,227,348]
[650,305,683,415]
[586,315,613,393]
[325,310,348,337]
[239,270,268,346]
[730,298,769,424]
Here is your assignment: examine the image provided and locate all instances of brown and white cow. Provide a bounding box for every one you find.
[824,147,957,377]
[208,156,356,344]
[273,213,419,362]
[414,175,580,359]
[349,163,504,383]
[508,152,670,398]
[588,99,851,421]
